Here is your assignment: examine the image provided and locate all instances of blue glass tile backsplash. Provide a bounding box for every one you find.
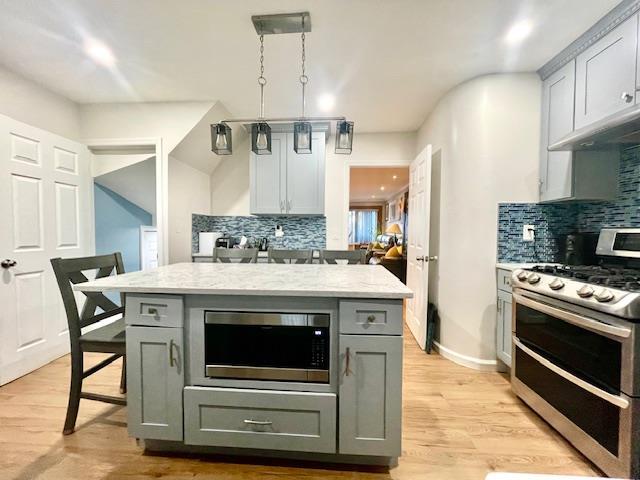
[192,214,326,252]
[498,146,640,263]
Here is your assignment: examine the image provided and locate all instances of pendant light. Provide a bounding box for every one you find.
[335,120,354,154]
[251,34,272,155]
[210,122,232,155]
[293,20,312,154]
[210,12,355,157]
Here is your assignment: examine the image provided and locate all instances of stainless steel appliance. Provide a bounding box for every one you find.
[511,228,640,478]
[204,311,330,383]
[215,236,234,248]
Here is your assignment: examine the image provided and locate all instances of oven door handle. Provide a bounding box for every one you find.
[513,337,630,409]
[513,292,632,339]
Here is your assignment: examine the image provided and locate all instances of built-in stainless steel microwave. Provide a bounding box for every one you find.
[203,311,330,383]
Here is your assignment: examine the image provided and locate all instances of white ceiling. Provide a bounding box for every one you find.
[0,0,620,132]
[95,158,156,216]
[350,167,409,203]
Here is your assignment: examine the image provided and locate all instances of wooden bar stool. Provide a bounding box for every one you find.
[268,248,313,264]
[212,248,259,263]
[319,249,366,264]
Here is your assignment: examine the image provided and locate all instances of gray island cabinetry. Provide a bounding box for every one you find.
[76,263,412,465]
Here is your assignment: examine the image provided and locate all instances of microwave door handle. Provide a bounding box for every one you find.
[512,292,632,339]
[514,337,630,409]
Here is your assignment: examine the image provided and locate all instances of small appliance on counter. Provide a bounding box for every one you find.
[258,237,269,251]
[215,235,234,249]
[559,232,599,265]
[198,232,223,254]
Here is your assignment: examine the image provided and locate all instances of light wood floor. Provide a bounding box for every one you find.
[0,329,600,480]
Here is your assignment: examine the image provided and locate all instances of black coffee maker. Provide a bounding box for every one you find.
[561,233,599,265]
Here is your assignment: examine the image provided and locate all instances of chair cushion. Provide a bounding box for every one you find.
[80,318,126,352]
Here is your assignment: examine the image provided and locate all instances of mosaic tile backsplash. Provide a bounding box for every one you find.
[192,214,326,252]
[498,146,640,263]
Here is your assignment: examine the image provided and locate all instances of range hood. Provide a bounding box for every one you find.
[549,104,640,152]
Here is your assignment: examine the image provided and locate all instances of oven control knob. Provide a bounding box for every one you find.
[516,270,530,282]
[595,288,615,303]
[527,273,541,285]
[577,285,594,298]
[549,278,565,291]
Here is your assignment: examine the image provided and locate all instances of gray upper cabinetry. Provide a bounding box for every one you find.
[575,14,638,130]
[540,60,575,202]
[250,131,325,215]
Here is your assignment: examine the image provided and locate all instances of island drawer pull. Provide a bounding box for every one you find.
[345,347,351,376]
[244,419,273,426]
[367,314,376,323]
[169,339,176,367]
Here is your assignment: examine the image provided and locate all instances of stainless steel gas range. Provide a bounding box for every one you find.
[510,228,640,479]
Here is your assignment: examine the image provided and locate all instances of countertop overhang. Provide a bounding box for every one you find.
[74,262,413,299]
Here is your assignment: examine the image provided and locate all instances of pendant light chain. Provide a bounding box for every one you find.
[258,34,266,119]
[300,19,308,118]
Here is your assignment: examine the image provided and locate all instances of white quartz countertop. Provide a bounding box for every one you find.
[74,262,413,299]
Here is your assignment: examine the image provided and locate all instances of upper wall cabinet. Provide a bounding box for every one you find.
[250,131,325,215]
[575,14,638,130]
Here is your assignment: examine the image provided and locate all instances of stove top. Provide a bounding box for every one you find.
[529,264,640,293]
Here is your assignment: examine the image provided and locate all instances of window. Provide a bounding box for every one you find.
[348,209,379,244]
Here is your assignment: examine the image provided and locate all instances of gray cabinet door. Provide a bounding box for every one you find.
[285,132,325,214]
[250,133,286,214]
[339,335,402,457]
[496,290,512,367]
[575,14,638,130]
[126,326,184,441]
[540,60,575,202]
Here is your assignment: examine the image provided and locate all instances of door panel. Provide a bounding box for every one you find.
[339,335,402,456]
[406,145,431,349]
[250,134,285,214]
[575,15,638,130]
[540,60,575,201]
[0,114,93,385]
[127,326,184,441]
[285,132,325,214]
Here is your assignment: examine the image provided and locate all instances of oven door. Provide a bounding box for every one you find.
[512,289,639,478]
[204,312,330,383]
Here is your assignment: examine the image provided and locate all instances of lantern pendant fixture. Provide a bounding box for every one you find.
[210,122,232,155]
[251,34,272,155]
[210,12,355,157]
[293,21,312,154]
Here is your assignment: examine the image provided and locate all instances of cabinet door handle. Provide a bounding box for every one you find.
[168,339,175,367]
[244,419,273,426]
[287,200,292,212]
[622,92,634,103]
[345,347,352,376]
[497,300,502,314]
[280,200,284,213]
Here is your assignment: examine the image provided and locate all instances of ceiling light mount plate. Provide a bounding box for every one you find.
[252,12,311,35]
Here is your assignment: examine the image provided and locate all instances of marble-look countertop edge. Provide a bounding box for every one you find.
[74,285,411,299]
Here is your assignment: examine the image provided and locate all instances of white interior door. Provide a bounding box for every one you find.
[406,145,432,349]
[140,226,158,270]
[0,114,93,385]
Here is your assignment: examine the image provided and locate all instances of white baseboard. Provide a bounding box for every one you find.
[433,341,499,372]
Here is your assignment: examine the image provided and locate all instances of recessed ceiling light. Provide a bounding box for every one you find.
[84,38,116,67]
[371,195,376,199]
[317,93,335,112]
[380,186,385,191]
[504,20,533,45]
[392,175,397,180]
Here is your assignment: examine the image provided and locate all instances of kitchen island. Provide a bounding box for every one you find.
[76,262,412,466]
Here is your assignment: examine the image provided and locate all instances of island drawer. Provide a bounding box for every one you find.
[125,294,184,327]
[339,300,403,335]
[183,387,336,453]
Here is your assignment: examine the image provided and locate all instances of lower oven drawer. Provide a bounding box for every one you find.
[513,338,625,457]
[184,387,336,453]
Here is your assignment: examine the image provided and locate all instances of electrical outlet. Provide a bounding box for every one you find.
[523,224,535,242]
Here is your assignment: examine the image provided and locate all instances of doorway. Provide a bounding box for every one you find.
[348,166,409,282]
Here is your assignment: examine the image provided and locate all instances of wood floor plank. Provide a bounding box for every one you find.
[0,325,601,479]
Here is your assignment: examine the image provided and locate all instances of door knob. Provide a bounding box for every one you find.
[416,256,424,261]
[427,256,438,262]
[1,259,17,269]
[622,92,634,103]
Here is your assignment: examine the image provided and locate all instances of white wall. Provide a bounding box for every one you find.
[168,155,211,263]
[0,66,80,139]
[415,73,541,369]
